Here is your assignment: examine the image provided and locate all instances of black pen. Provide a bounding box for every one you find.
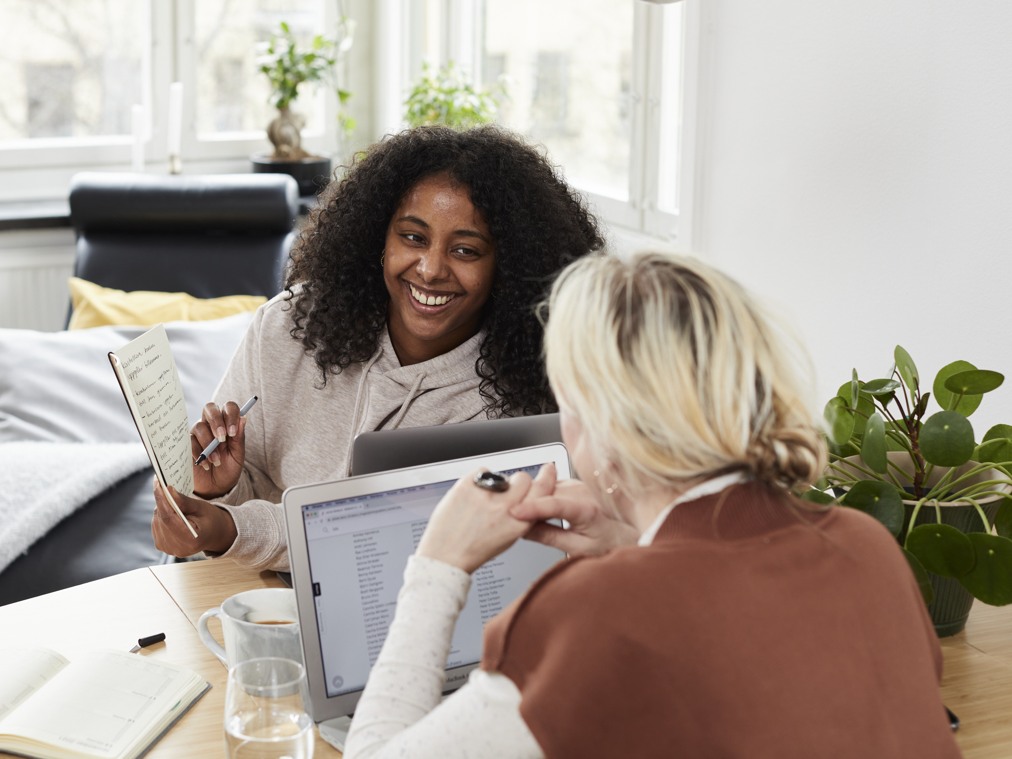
[195,395,258,465]
[129,632,166,653]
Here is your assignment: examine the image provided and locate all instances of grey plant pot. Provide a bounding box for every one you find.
[838,452,1010,637]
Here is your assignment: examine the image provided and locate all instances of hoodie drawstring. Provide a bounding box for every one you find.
[388,371,426,429]
[348,351,382,441]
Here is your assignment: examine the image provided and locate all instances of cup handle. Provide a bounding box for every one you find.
[197,606,228,665]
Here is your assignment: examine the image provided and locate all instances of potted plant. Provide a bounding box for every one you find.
[809,345,1012,636]
[252,19,355,195]
[404,62,505,129]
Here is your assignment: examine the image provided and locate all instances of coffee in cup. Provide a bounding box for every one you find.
[197,588,302,667]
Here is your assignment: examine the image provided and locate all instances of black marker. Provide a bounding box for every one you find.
[129,632,166,653]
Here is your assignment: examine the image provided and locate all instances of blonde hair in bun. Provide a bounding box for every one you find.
[542,251,826,497]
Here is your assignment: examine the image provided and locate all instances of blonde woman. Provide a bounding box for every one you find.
[345,252,961,758]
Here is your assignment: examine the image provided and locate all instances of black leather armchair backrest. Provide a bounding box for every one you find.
[68,172,300,303]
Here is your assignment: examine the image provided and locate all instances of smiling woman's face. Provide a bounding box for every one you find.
[383,173,496,366]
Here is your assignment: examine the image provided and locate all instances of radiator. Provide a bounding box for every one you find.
[0,231,76,331]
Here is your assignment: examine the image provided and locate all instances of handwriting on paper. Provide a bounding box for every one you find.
[113,325,194,496]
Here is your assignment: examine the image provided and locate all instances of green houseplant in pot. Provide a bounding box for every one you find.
[404,62,505,129]
[252,19,355,195]
[809,346,1012,636]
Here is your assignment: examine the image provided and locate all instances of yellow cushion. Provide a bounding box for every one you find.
[67,277,267,330]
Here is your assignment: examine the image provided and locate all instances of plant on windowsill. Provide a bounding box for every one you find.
[252,19,355,195]
[404,61,506,129]
[805,346,1012,636]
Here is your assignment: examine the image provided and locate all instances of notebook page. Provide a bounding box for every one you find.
[109,323,194,496]
[0,649,68,721]
[0,650,205,759]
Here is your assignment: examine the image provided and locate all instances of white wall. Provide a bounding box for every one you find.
[694,0,1012,430]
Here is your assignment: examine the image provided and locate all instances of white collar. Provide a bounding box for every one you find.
[637,471,749,546]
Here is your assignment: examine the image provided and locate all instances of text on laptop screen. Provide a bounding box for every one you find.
[301,464,556,698]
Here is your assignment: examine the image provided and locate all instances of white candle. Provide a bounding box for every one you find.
[131,104,145,172]
[167,82,183,163]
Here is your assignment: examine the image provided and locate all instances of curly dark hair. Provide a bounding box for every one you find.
[284,124,604,417]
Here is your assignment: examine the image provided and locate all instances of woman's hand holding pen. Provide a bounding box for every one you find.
[510,477,639,557]
[152,483,238,557]
[190,400,249,497]
[416,465,556,574]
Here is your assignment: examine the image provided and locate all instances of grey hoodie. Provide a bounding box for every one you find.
[212,291,490,571]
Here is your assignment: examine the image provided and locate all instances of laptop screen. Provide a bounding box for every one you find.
[284,443,570,721]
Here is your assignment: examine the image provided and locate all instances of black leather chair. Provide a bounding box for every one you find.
[67,172,299,318]
[0,172,299,606]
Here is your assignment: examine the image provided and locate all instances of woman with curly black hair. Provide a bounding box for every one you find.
[152,125,604,570]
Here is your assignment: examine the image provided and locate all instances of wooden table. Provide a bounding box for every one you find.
[1,561,1009,757]
[939,602,1012,757]
[0,560,340,758]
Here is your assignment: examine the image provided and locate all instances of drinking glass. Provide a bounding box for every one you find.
[224,657,314,759]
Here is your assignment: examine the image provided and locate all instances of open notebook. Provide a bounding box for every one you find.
[282,443,570,725]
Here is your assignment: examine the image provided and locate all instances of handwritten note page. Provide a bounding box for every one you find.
[109,324,194,496]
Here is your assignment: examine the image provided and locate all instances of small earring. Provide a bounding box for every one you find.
[593,470,618,496]
[379,250,385,266]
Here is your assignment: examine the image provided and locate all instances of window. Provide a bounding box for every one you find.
[25,64,77,138]
[1,2,146,143]
[0,0,340,200]
[384,0,699,246]
[186,0,333,152]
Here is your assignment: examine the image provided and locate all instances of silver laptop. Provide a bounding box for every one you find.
[350,414,562,476]
[283,443,570,724]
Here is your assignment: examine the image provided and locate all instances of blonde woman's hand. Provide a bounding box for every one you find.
[416,463,558,573]
[510,476,639,557]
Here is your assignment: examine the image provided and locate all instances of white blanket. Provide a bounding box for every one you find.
[0,442,151,574]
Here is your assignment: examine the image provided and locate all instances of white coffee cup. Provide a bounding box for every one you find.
[197,588,303,667]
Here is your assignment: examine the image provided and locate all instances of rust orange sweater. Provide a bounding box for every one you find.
[483,482,962,758]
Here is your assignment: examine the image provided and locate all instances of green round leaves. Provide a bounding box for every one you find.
[824,397,855,447]
[977,425,1012,471]
[801,488,835,505]
[934,361,1004,417]
[920,411,975,467]
[842,480,904,536]
[860,413,887,473]
[894,345,919,393]
[905,524,974,578]
[958,534,1012,606]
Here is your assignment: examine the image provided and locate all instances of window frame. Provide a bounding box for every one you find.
[0,0,340,201]
[382,0,701,249]
[172,0,341,164]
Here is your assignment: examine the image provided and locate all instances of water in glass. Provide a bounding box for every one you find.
[224,657,313,759]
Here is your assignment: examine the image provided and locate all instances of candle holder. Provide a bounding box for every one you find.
[168,154,182,175]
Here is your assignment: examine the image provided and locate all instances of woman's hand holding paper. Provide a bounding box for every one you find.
[152,483,238,557]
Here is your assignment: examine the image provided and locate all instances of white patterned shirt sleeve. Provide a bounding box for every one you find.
[344,555,544,759]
